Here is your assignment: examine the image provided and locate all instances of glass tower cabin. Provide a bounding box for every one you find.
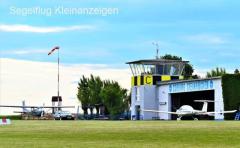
[126,59,189,86]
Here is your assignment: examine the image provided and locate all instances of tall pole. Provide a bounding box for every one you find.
[152,42,159,59]
[48,46,60,112]
[58,48,60,110]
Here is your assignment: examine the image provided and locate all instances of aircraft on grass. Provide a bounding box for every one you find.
[143,100,237,120]
[0,101,75,117]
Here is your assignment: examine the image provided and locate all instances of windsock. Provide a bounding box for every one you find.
[48,46,60,55]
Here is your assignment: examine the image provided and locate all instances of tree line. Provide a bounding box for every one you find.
[206,67,240,78]
[77,75,130,119]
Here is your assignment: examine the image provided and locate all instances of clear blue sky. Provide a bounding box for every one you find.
[0,0,240,71]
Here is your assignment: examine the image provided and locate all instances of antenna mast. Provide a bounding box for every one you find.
[152,42,159,59]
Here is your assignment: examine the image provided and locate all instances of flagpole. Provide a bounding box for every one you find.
[48,46,60,112]
[58,48,60,110]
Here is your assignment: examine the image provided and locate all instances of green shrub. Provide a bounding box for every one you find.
[222,74,240,119]
[0,115,22,120]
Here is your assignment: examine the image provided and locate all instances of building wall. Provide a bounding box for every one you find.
[131,85,158,120]
[158,85,171,119]
[142,85,158,120]
[213,79,224,120]
[130,86,136,120]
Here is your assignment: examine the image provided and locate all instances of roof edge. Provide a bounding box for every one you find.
[157,76,221,86]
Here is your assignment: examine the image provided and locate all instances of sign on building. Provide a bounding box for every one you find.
[169,80,214,93]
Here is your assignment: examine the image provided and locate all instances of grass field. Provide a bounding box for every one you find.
[0,121,240,148]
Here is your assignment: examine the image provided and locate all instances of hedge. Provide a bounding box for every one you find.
[222,74,240,120]
[0,115,22,120]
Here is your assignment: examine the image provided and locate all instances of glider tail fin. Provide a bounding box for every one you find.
[194,100,214,112]
[22,100,27,112]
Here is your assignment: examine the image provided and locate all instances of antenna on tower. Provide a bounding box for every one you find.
[152,42,159,59]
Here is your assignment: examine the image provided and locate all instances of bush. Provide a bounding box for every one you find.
[222,74,240,119]
[0,115,22,120]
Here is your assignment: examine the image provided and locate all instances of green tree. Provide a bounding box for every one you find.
[161,54,195,79]
[123,92,131,119]
[234,69,239,74]
[206,67,227,78]
[88,75,103,116]
[100,81,128,119]
[77,75,129,119]
[77,76,90,116]
[222,74,240,119]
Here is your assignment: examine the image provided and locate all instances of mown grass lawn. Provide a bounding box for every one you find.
[0,120,239,148]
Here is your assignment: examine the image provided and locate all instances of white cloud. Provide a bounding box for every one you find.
[0,58,132,115]
[0,24,95,33]
[3,49,49,55]
[184,34,227,45]
[70,49,112,57]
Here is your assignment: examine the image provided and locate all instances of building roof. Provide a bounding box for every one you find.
[126,59,189,65]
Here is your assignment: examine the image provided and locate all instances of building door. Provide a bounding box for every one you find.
[171,90,214,120]
[135,105,140,120]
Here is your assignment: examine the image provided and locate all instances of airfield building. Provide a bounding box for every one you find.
[127,58,225,120]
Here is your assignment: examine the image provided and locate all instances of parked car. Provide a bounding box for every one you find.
[53,111,75,120]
